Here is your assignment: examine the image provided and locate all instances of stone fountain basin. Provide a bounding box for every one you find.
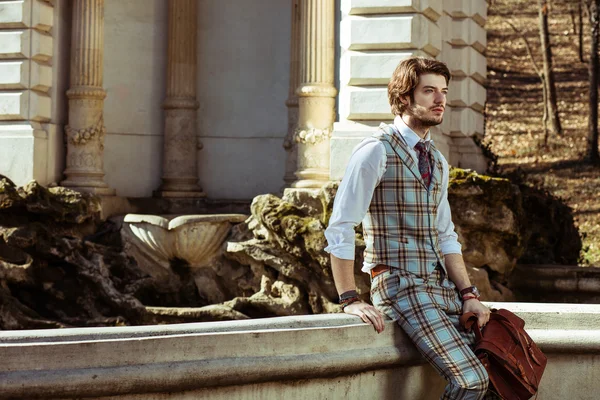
[123,213,247,268]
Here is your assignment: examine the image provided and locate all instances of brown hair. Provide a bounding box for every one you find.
[388,57,451,116]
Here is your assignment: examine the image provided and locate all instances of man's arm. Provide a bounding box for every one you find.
[325,140,387,333]
[330,254,385,333]
[436,156,489,327]
[445,253,490,328]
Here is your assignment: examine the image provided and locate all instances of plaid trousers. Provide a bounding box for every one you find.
[371,266,493,400]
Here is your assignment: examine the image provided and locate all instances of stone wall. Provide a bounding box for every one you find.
[101,0,167,197]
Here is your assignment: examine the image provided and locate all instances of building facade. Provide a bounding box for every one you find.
[0,0,487,201]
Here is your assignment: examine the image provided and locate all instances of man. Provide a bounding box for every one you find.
[324,57,492,400]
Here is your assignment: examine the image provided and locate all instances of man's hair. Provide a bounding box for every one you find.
[388,57,451,116]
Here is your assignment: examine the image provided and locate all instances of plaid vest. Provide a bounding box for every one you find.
[362,124,446,276]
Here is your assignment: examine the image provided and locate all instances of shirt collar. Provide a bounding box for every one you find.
[393,115,432,150]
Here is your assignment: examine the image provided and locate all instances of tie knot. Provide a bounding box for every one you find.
[414,142,427,153]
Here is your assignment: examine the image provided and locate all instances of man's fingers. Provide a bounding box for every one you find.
[360,313,373,325]
[345,302,385,333]
[365,308,385,333]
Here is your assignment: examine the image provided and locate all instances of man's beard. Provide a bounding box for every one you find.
[416,115,443,127]
[406,105,444,128]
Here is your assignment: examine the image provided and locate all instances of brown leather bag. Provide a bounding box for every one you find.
[460,308,547,400]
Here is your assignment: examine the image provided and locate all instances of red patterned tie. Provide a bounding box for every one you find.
[414,142,431,187]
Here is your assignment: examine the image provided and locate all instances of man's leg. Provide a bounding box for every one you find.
[371,269,489,400]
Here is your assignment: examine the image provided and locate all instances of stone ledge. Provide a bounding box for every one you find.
[1,303,600,399]
[343,0,443,22]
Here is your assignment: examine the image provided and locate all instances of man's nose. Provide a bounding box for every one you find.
[434,91,446,104]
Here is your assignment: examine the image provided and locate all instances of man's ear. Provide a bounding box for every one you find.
[400,95,410,106]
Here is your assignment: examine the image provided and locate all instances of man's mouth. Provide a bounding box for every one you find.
[431,107,444,113]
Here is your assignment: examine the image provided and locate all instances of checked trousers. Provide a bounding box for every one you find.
[371,266,493,400]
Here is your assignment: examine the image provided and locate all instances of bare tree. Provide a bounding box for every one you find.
[507,21,550,146]
[538,0,563,135]
[580,0,586,62]
[586,0,600,163]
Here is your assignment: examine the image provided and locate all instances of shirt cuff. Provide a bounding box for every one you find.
[324,243,355,260]
[440,240,462,256]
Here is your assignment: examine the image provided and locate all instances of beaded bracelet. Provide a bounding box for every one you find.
[462,294,478,302]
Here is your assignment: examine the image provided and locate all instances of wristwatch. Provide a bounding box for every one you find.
[459,285,480,299]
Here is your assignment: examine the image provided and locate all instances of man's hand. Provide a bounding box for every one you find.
[344,301,385,333]
[463,299,490,328]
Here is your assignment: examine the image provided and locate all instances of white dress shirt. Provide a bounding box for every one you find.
[324,116,462,273]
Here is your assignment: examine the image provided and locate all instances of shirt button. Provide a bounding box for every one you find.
[431,262,437,267]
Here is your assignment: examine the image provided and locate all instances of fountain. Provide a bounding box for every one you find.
[121,213,248,305]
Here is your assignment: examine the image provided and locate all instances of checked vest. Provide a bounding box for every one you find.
[362,124,446,277]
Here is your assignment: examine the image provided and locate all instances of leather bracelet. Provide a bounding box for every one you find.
[339,290,359,303]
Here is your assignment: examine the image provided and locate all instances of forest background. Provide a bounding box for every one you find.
[485,0,599,266]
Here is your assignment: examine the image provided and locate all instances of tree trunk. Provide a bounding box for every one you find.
[587,0,600,163]
[538,0,563,135]
[580,0,585,63]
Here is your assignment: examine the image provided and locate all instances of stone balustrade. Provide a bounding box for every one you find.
[1,303,599,399]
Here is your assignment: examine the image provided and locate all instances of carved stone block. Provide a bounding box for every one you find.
[442,0,487,27]
[0,91,28,120]
[439,14,487,54]
[30,30,52,63]
[442,42,486,85]
[343,14,441,56]
[0,0,30,28]
[345,87,393,121]
[30,62,52,93]
[0,60,28,90]
[0,30,29,59]
[32,0,54,33]
[449,107,484,137]
[29,90,51,122]
[447,76,486,112]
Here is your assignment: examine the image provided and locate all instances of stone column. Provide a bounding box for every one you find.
[292,0,337,189]
[61,0,114,195]
[282,0,301,189]
[155,0,204,198]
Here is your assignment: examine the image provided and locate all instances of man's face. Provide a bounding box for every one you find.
[402,73,448,127]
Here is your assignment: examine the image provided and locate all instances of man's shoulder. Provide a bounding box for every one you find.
[352,136,386,163]
[373,123,395,139]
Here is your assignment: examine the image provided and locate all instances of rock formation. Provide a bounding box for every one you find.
[0,169,581,330]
